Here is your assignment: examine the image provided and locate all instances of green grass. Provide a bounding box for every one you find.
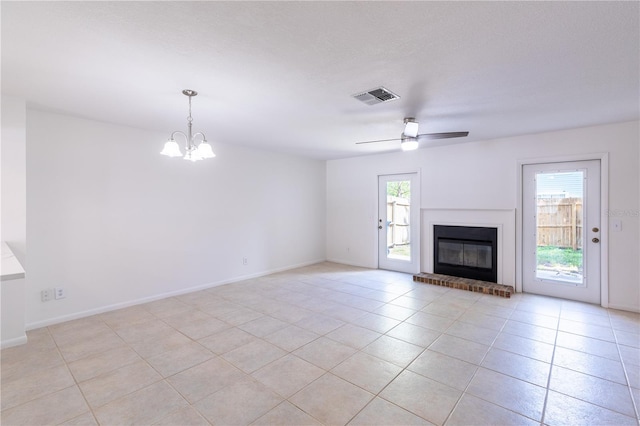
[388,244,411,259]
[537,246,583,272]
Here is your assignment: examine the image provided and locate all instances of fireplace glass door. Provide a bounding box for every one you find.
[438,240,492,269]
[433,225,498,282]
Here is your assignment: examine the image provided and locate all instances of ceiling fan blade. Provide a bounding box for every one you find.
[417,131,469,140]
[355,131,469,145]
[355,137,403,145]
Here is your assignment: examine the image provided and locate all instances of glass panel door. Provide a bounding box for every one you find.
[386,180,411,261]
[378,173,419,274]
[535,170,584,285]
[523,160,601,304]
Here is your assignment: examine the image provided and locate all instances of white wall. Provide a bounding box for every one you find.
[1,96,27,265]
[26,110,326,328]
[327,121,640,312]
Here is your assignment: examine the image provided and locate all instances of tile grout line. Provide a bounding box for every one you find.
[292,285,423,425]
[368,288,530,424]
[50,322,106,426]
[548,306,638,421]
[439,296,497,426]
[538,307,561,426]
[0,327,98,424]
[284,283,438,425]
[95,309,219,424]
[341,334,429,425]
[608,311,640,422]
[345,291,514,425]
[439,294,543,426]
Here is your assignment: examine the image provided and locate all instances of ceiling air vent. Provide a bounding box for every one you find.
[352,87,400,105]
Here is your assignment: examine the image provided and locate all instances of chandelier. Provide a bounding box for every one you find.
[160,89,216,161]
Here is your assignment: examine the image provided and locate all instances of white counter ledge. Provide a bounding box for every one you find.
[1,241,27,348]
[2,241,25,281]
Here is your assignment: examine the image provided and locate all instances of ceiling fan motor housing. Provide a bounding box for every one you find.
[403,118,419,137]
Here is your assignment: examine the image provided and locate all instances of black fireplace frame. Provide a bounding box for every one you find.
[434,225,498,283]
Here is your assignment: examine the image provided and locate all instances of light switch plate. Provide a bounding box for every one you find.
[611,218,622,232]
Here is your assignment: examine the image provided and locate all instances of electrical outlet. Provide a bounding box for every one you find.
[41,289,53,302]
[54,287,66,300]
[242,257,248,266]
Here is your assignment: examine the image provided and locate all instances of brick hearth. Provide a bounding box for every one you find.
[413,272,514,298]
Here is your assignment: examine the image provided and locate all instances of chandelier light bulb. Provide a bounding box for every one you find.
[160,139,182,157]
[196,140,216,159]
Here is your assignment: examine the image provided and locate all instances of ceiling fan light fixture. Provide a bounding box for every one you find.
[403,119,419,138]
[354,116,468,149]
[400,137,419,151]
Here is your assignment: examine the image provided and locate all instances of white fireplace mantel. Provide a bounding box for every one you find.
[421,209,516,286]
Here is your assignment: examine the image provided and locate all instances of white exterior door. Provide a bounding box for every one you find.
[378,173,419,274]
[522,160,601,304]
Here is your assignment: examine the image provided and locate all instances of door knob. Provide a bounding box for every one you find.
[592,237,600,243]
[592,227,599,233]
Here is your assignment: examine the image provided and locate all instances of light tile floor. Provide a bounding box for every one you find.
[2,262,639,425]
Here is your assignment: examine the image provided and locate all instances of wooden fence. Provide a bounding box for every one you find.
[387,197,410,247]
[537,197,583,250]
[385,197,582,250]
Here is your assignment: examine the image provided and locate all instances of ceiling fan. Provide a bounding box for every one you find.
[356,118,469,151]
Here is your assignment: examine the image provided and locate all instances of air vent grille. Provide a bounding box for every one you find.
[352,87,400,105]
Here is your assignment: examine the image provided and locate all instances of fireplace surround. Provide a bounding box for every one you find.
[421,209,516,287]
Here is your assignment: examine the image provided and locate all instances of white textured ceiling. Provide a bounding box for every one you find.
[2,1,638,159]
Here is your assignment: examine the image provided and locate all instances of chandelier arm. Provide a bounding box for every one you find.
[170,130,188,141]
[170,131,189,147]
[192,132,208,143]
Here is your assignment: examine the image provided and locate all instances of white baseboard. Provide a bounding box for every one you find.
[1,334,28,349]
[325,257,375,269]
[25,258,326,331]
[607,303,640,314]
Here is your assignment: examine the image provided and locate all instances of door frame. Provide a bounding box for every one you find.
[377,170,421,274]
[516,153,609,307]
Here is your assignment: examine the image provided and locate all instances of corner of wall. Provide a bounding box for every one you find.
[0,95,27,264]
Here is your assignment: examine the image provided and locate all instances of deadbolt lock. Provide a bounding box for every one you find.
[592,227,599,233]
[592,237,600,243]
